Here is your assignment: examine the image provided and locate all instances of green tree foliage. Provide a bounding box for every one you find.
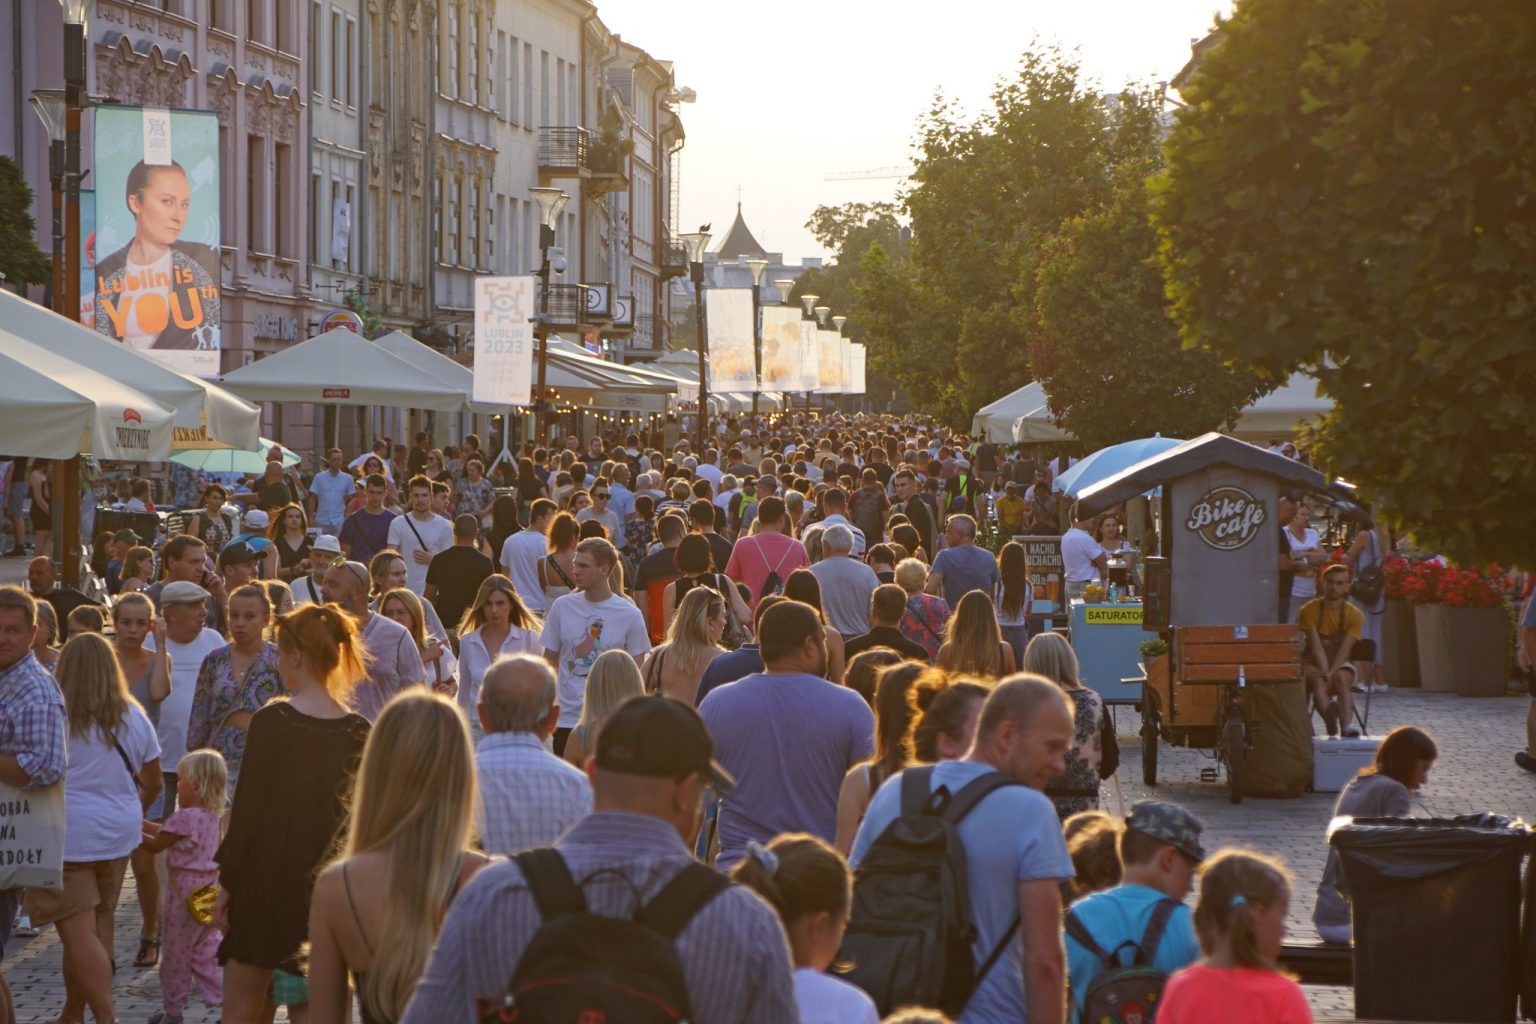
[857,49,1170,426]
[0,156,52,289]
[1153,0,1536,565]
[1032,174,1259,449]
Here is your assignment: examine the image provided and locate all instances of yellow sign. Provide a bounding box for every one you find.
[1085,606,1143,626]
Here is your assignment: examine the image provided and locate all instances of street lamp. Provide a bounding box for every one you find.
[29,90,65,316]
[832,315,847,333]
[814,305,831,326]
[800,293,819,318]
[743,257,770,421]
[56,0,95,586]
[679,226,712,450]
[530,186,569,445]
[773,279,794,304]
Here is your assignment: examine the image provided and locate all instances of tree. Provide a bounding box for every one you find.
[858,48,1167,426]
[1153,0,1536,566]
[1032,172,1259,449]
[0,156,52,290]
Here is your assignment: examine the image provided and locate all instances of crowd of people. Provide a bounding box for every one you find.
[0,413,1464,1024]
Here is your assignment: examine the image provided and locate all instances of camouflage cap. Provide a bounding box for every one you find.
[1125,800,1205,862]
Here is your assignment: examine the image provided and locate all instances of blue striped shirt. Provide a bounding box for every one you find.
[402,811,798,1024]
[474,731,592,856]
[0,652,67,787]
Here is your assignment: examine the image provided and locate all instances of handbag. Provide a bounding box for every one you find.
[0,779,66,891]
[1351,532,1385,605]
[715,574,751,651]
[186,880,220,926]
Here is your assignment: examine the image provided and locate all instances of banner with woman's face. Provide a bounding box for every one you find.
[92,106,221,377]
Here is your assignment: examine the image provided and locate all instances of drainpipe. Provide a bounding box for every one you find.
[11,0,23,162]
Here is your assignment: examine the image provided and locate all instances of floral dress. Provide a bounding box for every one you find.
[186,642,285,793]
[454,476,495,518]
[899,593,951,662]
[1046,687,1105,819]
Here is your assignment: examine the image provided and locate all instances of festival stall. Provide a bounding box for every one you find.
[1076,433,1328,802]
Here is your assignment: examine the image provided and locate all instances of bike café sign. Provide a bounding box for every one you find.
[1185,485,1266,551]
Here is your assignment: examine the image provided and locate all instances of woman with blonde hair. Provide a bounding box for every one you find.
[368,550,450,644]
[561,649,644,768]
[28,633,161,1024]
[308,691,488,1024]
[1024,631,1109,819]
[937,590,1016,678]
[456,574,541,733]
[215,604,372,1024]
[31,599,60,670]
[895,558,949,662]
[379,587,458,698]
[119,544,157,594]
[641,586,727,705]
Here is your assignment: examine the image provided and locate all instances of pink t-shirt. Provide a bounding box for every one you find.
[724,531,810,610]
[1160,964,1313,1024]
[163,806,221,875]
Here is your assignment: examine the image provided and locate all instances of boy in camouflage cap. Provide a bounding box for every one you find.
[1063,801,1206,1023]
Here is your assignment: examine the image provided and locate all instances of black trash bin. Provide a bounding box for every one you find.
[1331,814,1533,1023]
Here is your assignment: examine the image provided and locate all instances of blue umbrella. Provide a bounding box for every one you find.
[1053,435,1185,499]
[170,437,301,475]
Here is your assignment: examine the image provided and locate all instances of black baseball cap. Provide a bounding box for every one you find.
[595,695,735,793]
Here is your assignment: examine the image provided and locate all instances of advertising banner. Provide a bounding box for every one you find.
[473,276,536,407]
[92,106,221,377]
[79,189,95,328]
[706,288,756,392]
[839,337,854,394]
[818,328,843,392]
[759,306,804,392]
[851,343,867,395]
[797,319,819,392]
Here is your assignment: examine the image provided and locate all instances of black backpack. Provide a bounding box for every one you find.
[478,848,729,1024]
[1064,898,1179,1024]
[838,766,1024,1016]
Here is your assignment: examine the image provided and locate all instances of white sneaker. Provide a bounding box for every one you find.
[1370,683,1389,694]
[1351,682,1369,694]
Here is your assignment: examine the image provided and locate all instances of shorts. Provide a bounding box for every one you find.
[24,856,129,927]
[1304,662,1357,691]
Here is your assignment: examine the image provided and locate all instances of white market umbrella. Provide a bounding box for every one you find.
[1231,372,1332,440]
[219,327,467,411]
[170,436,300,474]
[0,289,259,450]
[0,328,175,460]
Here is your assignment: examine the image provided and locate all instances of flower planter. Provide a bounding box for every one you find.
[1414,604,1509,697]
[1382,598,1421,688]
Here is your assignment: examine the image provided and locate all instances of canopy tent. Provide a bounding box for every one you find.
[1075,432,1327,517]
[0,290,259,450]
[219,327,468,411]
[971,382,1070,443]
[372,330,506,415]
[0,328,176,460]
[1230,373,1332,440]
[1053,435,1185,498]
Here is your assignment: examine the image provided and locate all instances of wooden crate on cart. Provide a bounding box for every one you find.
[1175,624,1302,686]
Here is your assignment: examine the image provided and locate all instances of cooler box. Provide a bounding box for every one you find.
[1313,736,1380,793]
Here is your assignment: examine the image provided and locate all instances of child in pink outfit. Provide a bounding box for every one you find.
[142,750,228,1024]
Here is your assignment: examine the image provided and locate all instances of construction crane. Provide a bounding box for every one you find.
[824,166,909,182]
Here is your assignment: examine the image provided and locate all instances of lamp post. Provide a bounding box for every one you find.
[57,0,94,585]
[679,227,712,451]
[29,90,66,317]
[742,256,769,423]
[530,186,569,446]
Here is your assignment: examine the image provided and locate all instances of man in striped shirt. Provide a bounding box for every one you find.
[403,695,797,1023]
[474,655,591,856]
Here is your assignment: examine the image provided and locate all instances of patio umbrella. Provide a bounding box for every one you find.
[219,327,467,411]
[170,437,300,474]
[1053,435,1186,499]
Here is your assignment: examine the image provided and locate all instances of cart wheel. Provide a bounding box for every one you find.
[1223,718,1246,805]
[1141,706,1159,786]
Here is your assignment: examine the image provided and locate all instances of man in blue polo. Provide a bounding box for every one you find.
[1064,801,1204,1023]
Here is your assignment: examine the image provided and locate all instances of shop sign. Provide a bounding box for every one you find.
[321,310,365,334]
[1185,485,1267,551]
[1085,606,1142,625]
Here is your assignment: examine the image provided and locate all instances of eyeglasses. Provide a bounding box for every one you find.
[594,493,610,500]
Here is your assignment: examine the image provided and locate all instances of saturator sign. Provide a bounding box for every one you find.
[1084,606,1143,625]
[473,276,535,407]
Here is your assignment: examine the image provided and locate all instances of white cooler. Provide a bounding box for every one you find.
[1312,736,1381,792]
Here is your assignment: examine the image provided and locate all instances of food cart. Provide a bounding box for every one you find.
[1075,433,1328,802]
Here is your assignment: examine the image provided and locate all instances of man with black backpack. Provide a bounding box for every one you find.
[1064,801,1204,1024]
[401,695,797,1024]
[846,675,1076,1023]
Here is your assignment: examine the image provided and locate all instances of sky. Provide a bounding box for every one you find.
[597,0,1233,265]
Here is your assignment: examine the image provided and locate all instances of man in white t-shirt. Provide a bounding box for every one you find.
[539,537,650,757]
[1061,503,1108,600]
[143,580,225,816]
[386,476,453,595]
[696,449,724,490]
[503,499,557,613]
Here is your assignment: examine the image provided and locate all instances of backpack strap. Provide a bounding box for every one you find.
[515,848,588,923]
[637,863,731,940]
[1063,908,1114,965]
[938,770,1024,827]
[1134,898,1179,968]
[900,764,938,817]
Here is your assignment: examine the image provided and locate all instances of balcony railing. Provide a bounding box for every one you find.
[537,282,616,327]
[659,228,689,280]
[630,314,666,351]
[537,126,590,176]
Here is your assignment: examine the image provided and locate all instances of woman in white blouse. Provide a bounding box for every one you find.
[455,575,542,737]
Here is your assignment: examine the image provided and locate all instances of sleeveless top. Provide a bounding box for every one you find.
[542,553,575,603]
[344,858,465,1024]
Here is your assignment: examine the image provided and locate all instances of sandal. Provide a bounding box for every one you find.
[132,937,160,968]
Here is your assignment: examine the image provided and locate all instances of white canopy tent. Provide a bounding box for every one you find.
[0,290,258,450]
[0,328,176,460]
[973,382,1062,442]
[219,327,468,411]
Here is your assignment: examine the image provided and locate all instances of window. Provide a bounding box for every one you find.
[467,183,479,268]
[343,185,355,269]
[330,11,341,99]
[567,64,577,126]
[522,199,532,273]
[446,3,459,98]
[487,197,496,271]
[556,58,566,124]
[540,51,549,125]
[247,0,267,44]
[309,172,321,263]
[468,12,479,106]
[507,36,518,123]
[522,43,533,126]
[247,135,267,251]
[446,179,458,265]
[276,0,293,51]
[345,17,356,106]
[432,178,442,263]
[507,199,517,272]
[308,1,321,95]
[274,143,292,257]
